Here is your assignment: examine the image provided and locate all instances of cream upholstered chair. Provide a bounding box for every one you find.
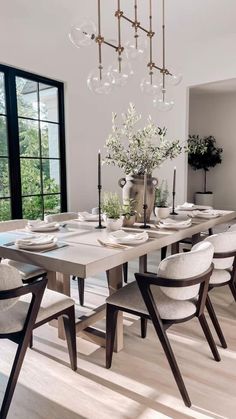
[0,220,46,281]
[45,212,78,223]
[106,241,220,408]
[45,212,87,306]
[203,229,236,348]
[0,264,77,419]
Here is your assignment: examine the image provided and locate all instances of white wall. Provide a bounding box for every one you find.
[1,1,236,211]
[188,90,236,210]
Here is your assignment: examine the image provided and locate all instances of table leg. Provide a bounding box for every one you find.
[47,271,71,339]
[171,242,180,255]
[192,233,201,245]
[139,254,147,273]
[106,265,123,352]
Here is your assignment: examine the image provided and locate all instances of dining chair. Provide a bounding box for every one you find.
[0,264,77,419]
[0,220,46,281]
[203,229,236,348]
[45,212,87,306]
[105,241,220,408]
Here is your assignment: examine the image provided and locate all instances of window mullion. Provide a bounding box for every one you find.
[5,69,23,218]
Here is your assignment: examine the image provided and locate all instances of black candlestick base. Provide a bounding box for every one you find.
[139,224,151,229]
[170,210,178,216]
[95,224,106,229]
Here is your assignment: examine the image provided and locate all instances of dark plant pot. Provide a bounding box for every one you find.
[195,192,213,207]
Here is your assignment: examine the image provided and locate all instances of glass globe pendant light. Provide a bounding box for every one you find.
[87,67,114,94]
[140,72,160,96]
[153,87,174,111]
[165,67,183,86]
[109,58,134,88]
[69,20,97,48]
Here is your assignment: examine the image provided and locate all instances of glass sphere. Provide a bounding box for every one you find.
[140,74,160,96]
[165,67,183,86]
[124,37,147,61]
[87,68,114,94]
[69,20,97,48]
[109,60,134,88]
[153,92,174,111]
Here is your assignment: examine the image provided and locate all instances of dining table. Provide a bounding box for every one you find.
[0,209,235,352]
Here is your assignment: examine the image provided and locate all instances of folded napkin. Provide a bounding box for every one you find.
[27,221,59,229]
[159,218,192,227]
[191,209,222,219]
[108,230,148,244]
[16,235,56,247]
[78,212,99,221]
[177,202,194,209]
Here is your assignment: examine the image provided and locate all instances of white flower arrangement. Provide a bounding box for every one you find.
[104,103,182,175]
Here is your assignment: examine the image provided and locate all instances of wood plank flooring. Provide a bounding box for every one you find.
[1,223,236,418]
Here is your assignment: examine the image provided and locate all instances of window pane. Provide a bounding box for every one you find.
[19,119,40,157]
[0,158,10,197]
[44,194,61,216]
[21,158,41,195]
[42,159,60,194]
[0,73,6,114]
[22,196,43,220]
[16,77,38,119]
[0,199,11,221]
[41,122,59,158]
[0,115,8,156]
[39,83,58,122]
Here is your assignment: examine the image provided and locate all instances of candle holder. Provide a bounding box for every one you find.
[139,204,151,229]
[170,191,178,215]
[95,184,106,229]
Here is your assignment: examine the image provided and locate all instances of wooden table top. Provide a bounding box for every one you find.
[0,210,235,278]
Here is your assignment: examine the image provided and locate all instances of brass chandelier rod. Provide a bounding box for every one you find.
[95,0,103,80]
[134,0,138,48]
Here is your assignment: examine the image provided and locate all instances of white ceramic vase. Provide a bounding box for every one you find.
[154,207,170,219]
[103,215,123,231]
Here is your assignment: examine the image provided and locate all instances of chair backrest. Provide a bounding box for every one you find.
[0,264,23,311]
[44,212,78,223]
[157,241,214,300]
[0,219,28,233]
[204,230,236,269]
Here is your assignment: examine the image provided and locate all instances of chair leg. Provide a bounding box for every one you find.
[0,335,31,419]
[123,262,128,284]
[62,306,77,371]
[208,228,213,236]
[77,278,85,306]
[106,304,118,369]
[198,313,221,361]
[152,319,191,407]
[229,281,236,302]
[206,295,227,349]
[140,318,148,338]
[161,246,167,261]
[29,333,33,349]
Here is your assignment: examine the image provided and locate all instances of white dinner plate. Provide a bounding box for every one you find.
[27,223,60,232]
[16,238,58,251]
[157,221,192,230]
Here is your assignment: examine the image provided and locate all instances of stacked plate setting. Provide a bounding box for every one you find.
[15,235,58,251]
[157,218,192,230]
[27,221,60,232]
[106,230,149,245]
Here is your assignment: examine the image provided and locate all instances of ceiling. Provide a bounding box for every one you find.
[1,0,236,47]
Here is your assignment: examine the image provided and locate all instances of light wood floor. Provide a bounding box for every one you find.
[1,228,236,419]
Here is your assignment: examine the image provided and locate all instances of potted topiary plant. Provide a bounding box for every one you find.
[122,199,136,227]
[102,192,123,231]
[188,135,223,206]
[154,180,170,219]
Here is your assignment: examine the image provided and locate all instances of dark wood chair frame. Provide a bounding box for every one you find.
[106,264,221,408]
[0,273,77,419]
[205,250,236,349]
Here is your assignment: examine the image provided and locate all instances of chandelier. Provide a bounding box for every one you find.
[69,0,182,111]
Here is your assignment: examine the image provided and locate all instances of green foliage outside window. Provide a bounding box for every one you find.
[0,78,61,221]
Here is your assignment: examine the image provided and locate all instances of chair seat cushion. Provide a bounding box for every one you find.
[210,269,231,285]
[0,289,74,334]
[2,259,46,280]
[106,282,197,321]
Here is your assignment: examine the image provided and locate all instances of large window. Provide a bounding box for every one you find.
[0,65,67,220]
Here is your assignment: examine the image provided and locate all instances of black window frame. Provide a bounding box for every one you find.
[0,64,67,219]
